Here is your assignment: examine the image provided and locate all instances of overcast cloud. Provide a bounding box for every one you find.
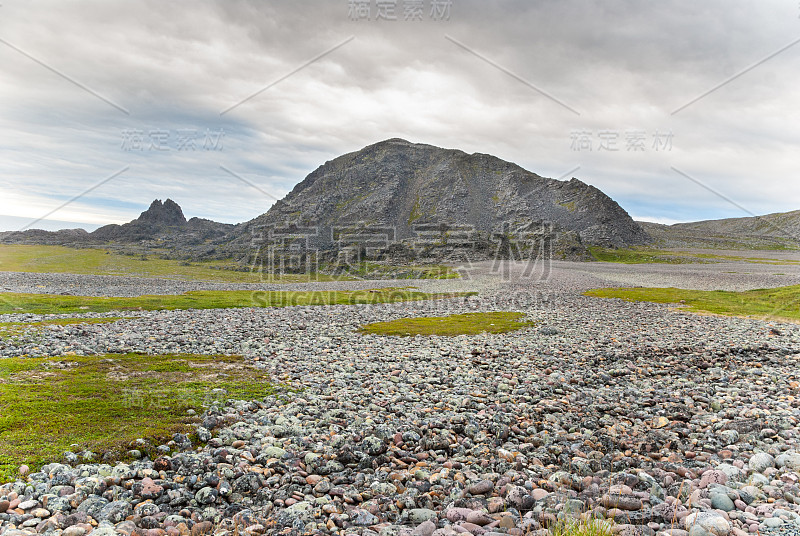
[1,0,799,231]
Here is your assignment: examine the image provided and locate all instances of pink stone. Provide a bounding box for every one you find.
[466,511,493,526]
[487,497,505,514]
[138,477,164,500]
[446,508,473,523]
[458,521,485,535]
[531,489,549,501]
[699,470,728,488]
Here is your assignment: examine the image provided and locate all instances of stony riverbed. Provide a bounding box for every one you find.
[1,260,800,536]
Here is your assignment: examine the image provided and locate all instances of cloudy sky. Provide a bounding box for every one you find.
[1,0,799,231]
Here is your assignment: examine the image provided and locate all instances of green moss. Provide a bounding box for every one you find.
[588,247,695,264]
[0,353,289,483]
[335,192,369,211]
[691,252,800,265]
[558,200,577,212]
[0,288,469,315]
[408,196,422,224]
[584,284,800,322]
[359,311,535,337]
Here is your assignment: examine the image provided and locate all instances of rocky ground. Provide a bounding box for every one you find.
[2,260,800,536]
[0,271,419,298]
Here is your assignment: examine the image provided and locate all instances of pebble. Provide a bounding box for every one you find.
[748,453,775,473]
[466,480,494,496]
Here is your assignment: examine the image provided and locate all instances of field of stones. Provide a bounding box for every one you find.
[1,247,800,536]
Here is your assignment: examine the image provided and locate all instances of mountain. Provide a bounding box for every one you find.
[639,210,800,250]
[2,199,233,258]
[2,140,655,263]
[221,138,650,262]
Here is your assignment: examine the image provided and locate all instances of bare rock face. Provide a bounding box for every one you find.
[136,199,187,226]
[224,138,650,262]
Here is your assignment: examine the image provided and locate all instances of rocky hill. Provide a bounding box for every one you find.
[0,227,91,246]
[222,138,650,264]
[640,210,800,250]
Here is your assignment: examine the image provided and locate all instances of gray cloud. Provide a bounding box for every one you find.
[1,0,798,230]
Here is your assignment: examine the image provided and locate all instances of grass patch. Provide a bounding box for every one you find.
[588,245,800,266]
[331,262,460,280]
[588,246,694,264]
[690,252,800,265]
[358,311,535,337]
[584,284,800,322]
[549,518,613,536]
[0,244,339,283]
[0,288,469,315]
[0,353,285,483]
[0,245,463,282]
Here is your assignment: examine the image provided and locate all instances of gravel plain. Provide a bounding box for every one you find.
[2,259,800,536]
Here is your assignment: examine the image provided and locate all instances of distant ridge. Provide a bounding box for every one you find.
[639,209,800,250]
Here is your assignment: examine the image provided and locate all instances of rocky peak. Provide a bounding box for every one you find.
[137,199,186,226]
